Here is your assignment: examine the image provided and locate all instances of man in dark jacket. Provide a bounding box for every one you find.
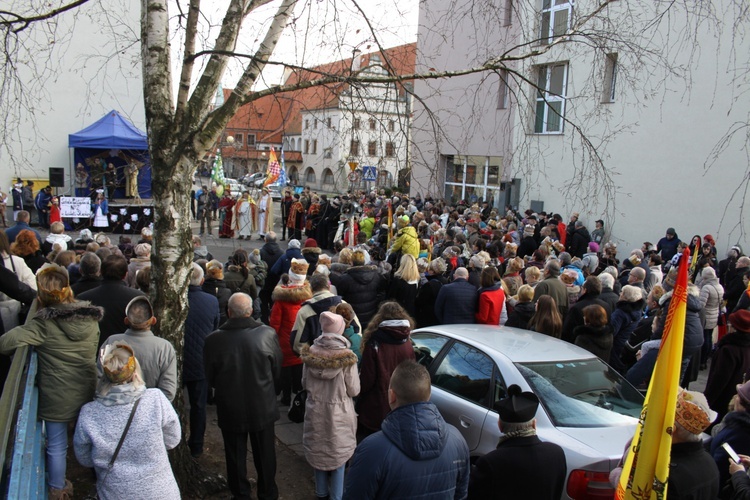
[468,385,566,500]
[184,262,220,457]
[726,257,750,312]
[331,249,386,330]
[435,267,478,324]
[21,181,35,224]
[204,293,282,500]
[77,254,145,348]
[270,238,303,277]
[259,231,285,323]
[561,276,612,343]
[567,220,591,259]
[344,361,470,499]
[533,260,569,319]
[657,227,681,263]
[70,252,103,295]
[598,272,620,312]
[4,211,42,244]
[34,185,52,229]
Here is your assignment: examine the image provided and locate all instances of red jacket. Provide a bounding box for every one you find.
[270,284,312,367]
[475,283,506,325]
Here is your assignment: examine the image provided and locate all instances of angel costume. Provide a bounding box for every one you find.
[234,194,257,240]
[92,197,109,228]
[258,191,274,238]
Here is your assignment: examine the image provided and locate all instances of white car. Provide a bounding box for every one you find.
[411,325,644,500]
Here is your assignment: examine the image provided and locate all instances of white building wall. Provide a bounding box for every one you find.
[412,0,750,255]
[0,2,144,192]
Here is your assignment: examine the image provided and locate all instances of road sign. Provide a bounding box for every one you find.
[348,171,361,183]
[348,161,359,172]
[363,165,377,181]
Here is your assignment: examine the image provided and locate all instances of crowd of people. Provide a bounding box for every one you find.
[2,184,750,499]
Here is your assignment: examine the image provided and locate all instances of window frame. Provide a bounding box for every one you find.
[350,140,360,156]
[385,141,395,157]
[498,69,510,109]
[367,140,377,156]
[540,0,573,45]
[369,118,376,130]
[353,118,361,130]
[602,53,618,103]
[534,63,568,134]
[304,139,310,154]
[312,139,318,155]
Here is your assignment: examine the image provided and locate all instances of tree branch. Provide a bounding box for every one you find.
[0,0,92,33]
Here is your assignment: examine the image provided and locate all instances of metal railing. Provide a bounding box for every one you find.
[0,346,46,498]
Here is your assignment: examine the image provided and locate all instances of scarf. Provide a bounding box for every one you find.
[95,382,146,407]
[312,332,351,352]
[497,426,537,445]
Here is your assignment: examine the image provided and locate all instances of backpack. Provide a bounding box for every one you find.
[291,295,343,350]
[197,191,207,206]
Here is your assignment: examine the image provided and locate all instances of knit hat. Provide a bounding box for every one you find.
[730,310,750,333]
[495,384,539,423]
[620,285,642,303]
[588,242,599,253]
[289,258,309,285]
[304,238,318,248]
[288,239,301,249]
[737,380,750,405]
[674,389,716,435]
[666,227,676,236]
[397,215,410,227]
[320,311,345,335]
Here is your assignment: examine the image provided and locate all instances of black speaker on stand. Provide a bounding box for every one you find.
[49,168,65,192]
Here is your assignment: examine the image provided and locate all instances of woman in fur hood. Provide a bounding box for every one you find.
[300,311,360,500]
[270,259,313,406]
[0,263,101,499]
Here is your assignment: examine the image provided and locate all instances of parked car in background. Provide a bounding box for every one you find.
[242,172,265,186]
[411,324,644,500]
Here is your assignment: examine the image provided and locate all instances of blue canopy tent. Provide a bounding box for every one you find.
[68,110,151,199]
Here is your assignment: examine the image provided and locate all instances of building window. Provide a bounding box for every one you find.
[368,141,377,156]
[388,120,395,132]
[350,140,360,156]
[305,167,316,184]
[324,148,332,159]
[540,0,572,45]
[534,63,567,134]
[304,119,309,129]
[369,118,376,130]
[602,53,618,103]
[385,142,395,157]
[504,0,513,26]
[314,119,318,129]
[353,118,361,129]
[247,134,256,146]
[326,117,332,128]
[235,133,243,144]
[322,168,335,185]
[497,69,509,109]
[312,140,318,154]
[304,139,310,154]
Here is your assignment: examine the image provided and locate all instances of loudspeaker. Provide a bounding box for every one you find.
[49,168,65,188]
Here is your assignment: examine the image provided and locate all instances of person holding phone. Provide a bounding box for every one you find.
[711,381,750,497]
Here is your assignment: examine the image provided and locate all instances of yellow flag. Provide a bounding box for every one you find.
[387,201,393,246]
[616,248,690,500]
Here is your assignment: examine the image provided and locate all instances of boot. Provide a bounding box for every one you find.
[49,479,73,500]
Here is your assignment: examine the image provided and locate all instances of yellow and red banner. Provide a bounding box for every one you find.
[616,248,690,500]
[263,148,281,187]
[387,200,393,246]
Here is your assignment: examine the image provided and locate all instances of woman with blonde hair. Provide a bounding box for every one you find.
[0,263,101,499]
[387,254,420,316]
[74,342,180,499]
[506,284,536,330]
[357,301,416,440]
[528,295,563,338]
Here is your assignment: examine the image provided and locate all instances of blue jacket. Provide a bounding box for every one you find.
[711,411,750,494]
[344,402,470,500]
[435,279,478,325]
[4,222,42,245]
[184,285,220,382]
[271,247,303,277]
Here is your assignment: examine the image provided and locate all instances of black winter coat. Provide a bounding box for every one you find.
[561,293,612,343]
[609,300,645,374]
[505,301,535,330]
[711,411,750,496]
[667,441,719,500]
[332,265,386,330]
[415,275,448,328]
[704,332,750,424]
[435,278,478,324]
[78,280,146,349]
[517,235,538,259]
[204,316,282,432]
[573,324,613,362]
[568,227,591,259]
[201,278,232,325]
[387,277,419,317]
[184,285,220,382]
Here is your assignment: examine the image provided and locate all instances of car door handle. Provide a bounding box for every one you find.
[459,415,473,428]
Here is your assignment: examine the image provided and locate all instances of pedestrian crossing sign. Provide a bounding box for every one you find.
[363,166,377,181]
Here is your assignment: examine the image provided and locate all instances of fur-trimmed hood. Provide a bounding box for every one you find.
[300,343,357,378]
[35,301,104,341]
[301,247,322,256]
[272,283,313,303]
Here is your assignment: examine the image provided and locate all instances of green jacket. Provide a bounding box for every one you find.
[391,225,420,258]
[0,301,102,422]
[359,217,376,240]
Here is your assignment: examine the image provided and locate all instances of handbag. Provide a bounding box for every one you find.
[287,390,307,423]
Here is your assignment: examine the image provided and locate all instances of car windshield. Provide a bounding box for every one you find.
[516,358,644,428]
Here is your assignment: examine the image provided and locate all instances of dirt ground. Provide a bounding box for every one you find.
[67,403,316,499]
